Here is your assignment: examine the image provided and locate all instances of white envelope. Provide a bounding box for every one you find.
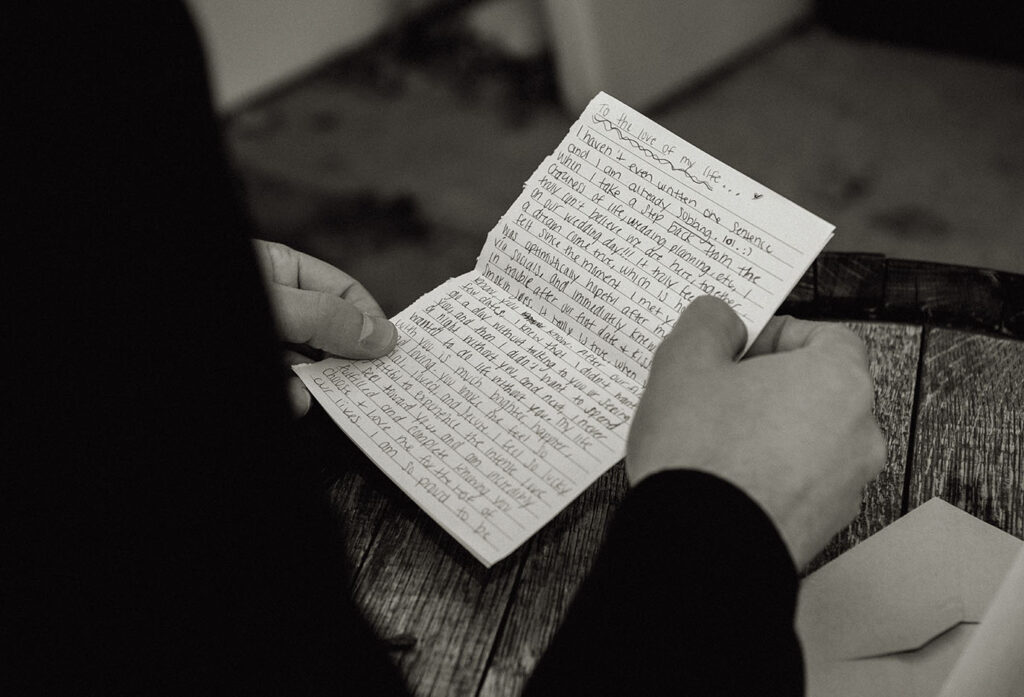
[796,497,1023,697]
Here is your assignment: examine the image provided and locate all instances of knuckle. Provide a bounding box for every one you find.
[265,241,295,268]
[848,495,863,522]
[823,324,870,360]
[867,425,888,469]
[847,334,872,369]
[850,370,876,410]
[767,316,792,351]
[819,359,872,406]
[826,323,858,341]
[843,324,871,355]
[819,349,874,409]
[650,329,691,372]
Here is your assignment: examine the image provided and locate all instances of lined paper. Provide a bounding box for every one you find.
[294,93,833,566]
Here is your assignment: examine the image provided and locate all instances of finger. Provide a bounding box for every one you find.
[286,376,312,418]
[282,349,316,366]
[658,296,747,368]
[254,240,387,318]
[338,280,387,319]
[747,316,866,363]
[863,421,888,479]
[746,315,811,356]
[807,324,871,368]
[269,284,397,358]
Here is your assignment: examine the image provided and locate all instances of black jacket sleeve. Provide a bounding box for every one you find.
[7,4,803,695]
[7,4,408,695]
[525,470,803,696]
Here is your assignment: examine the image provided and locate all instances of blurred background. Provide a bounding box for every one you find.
[188,0,1024,316]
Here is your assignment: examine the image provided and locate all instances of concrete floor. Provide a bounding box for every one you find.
[227,23,1024,316]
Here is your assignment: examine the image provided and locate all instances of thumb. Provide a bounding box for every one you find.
[657,296,747,369]
[269,284,398,359]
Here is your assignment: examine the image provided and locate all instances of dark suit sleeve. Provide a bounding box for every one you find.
[7,6,803,696]
[7,4,408,695]
[525,470,804,696]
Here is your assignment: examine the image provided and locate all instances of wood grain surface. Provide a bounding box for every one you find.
[349,489,523,696]
[781,253,1024,339]
[478,466,628,697]
[294,408,393,577]
[327,467,392,577]
[816,254,885,313]
[907,329,1024,539]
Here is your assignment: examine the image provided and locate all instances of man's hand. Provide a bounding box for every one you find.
[626,296,886,569]
[253,240,397,416]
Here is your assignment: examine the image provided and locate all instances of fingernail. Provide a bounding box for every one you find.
[359,314,397,353]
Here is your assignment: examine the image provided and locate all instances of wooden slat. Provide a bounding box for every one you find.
[884,260,1008,333]
[815,253,886,313]
[786,258,816,305]
[1005,274,1024,337]
[779,254,1024,340]
[298,408,391,574]
[907,329,1024,538]
[327,466,392,575]
[805,322,922,571]
[350,490,524,697]
[477,466,628,697]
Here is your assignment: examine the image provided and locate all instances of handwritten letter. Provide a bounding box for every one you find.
[477,94,834,382]
[295,274,639,566]
[294,93,833,566]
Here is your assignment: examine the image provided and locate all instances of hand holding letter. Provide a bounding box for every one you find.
[627,297,886,568]
[253,240,398,416]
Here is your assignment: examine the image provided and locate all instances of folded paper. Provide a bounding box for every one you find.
[797,497,1024,697]
[295,92,833,566]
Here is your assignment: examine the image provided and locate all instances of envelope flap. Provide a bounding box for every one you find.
[797,498,1022,661]
[951,503,1024,618]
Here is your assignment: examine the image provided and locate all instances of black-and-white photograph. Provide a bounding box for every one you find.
[8,1,1023,694]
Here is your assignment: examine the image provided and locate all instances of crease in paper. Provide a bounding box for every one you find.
[294,92,834,566]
